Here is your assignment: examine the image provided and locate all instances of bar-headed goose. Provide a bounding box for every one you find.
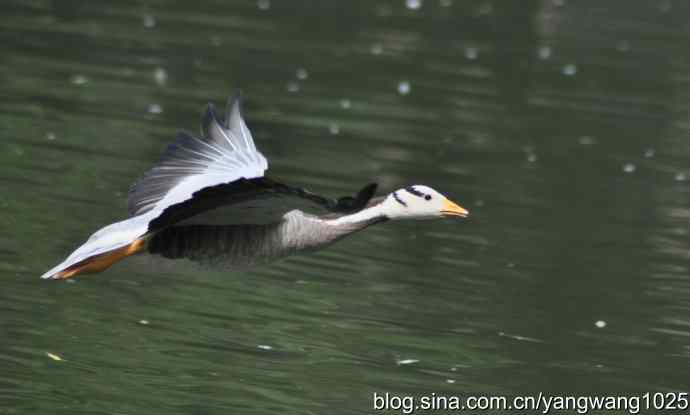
[41,95,468,280]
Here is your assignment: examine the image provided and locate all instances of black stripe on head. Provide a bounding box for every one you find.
[405,186,426,198]
[392,191,407,207]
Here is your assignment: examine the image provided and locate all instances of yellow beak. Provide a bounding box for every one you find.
[442,198,469,218]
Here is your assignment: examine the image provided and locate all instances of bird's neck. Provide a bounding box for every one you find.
[325,203,388,229]
[276,207,387,253]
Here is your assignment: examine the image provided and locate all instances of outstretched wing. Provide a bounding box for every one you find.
[147,178,378,231]
[128,94,378,232]
[128,95,268,217]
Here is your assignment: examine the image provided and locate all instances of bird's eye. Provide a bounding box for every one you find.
[424,195,431,201]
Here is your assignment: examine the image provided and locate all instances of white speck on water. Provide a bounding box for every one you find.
[446,379,456,384]
[464,46,479,60]
[537,46,552,60]
[138,319,149,325]
[142,14,156,28]
[474,199,484,207]
[257,0,271,10]
[675,172,686,182]
[595,320,607,328]
[370,43,383,55]
[340,98,351,109]
[526,153,537,163]
[476,2,493,15]
[660,0,671,13]
[147,103,163,114]
[644,148,655,158]
[153,67,167,86]
[328,123,340,135]
[71,74,88,86]
[498,332,543,343]
[406,0,422,10]
[46,132,56,141]
[672,227,687,236]
[296,68,308,80]
[622,163,636,174]
[616,40,631,52]
[376,4,393,16]
[46,352,63,361]
[553,0,565,6]
[450,366,458,372]
[578,135,595,145]
[397,80,411,95]
[397,358,419,365]
[286,82,300,93]
[440,0,452,7]
[210,35,222,46]
[562,64,577,76]
[257,344,273,350]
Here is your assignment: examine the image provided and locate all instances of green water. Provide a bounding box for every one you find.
[2,0,690,414]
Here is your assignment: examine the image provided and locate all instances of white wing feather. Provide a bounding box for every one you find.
[128,96,268,217]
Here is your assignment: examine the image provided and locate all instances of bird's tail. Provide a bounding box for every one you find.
[40,214,152,280]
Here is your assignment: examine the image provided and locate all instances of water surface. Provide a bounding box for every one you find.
[1,1,690,414]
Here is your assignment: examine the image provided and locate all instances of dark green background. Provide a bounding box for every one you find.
[1,1,689,414]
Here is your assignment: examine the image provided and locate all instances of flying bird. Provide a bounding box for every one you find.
[41,95,468,280]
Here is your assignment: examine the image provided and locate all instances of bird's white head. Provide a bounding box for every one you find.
[380,185,469,220]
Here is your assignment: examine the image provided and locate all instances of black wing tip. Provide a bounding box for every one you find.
[335,182,378,213]
[359,182,378,198]
[356,182,378,206]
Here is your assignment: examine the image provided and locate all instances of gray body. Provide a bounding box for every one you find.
[147,210,384,269]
